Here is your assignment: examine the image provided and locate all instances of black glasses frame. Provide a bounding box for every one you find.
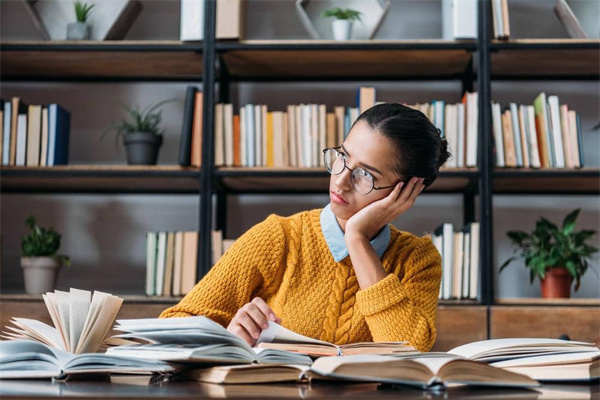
[322,147,399,195]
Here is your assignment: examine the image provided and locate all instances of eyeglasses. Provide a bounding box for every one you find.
[323,147,399,195]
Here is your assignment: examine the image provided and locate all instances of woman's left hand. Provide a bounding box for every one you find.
[345,177,425,241]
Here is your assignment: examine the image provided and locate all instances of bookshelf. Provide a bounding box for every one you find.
[0,1,598,316]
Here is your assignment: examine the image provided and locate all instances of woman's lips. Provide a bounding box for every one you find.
[330,191,349,205]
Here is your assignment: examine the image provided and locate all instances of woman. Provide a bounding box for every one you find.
[160,103,450,352]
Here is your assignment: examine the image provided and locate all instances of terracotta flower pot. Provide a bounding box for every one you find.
[540,267,573,299]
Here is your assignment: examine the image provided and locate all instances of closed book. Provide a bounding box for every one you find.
[223,103,234,167]
[272,112,285,168]
[295,106,303,165]
[181,231,198,295]
[468,222,480,300]
[456,102,465,168]
[463,92,478,168]
[172,232,184,297]
[10,97,28,165]
[244,104,254,167]
[441,0,477,40]
[3,101,11,165]
[434,223,454,300]
[311,104,318,167]
[190,91,203,168]
[433,100,445,136]
[216,0,243,39]
[155,232,167,297]
[461,229,471,299]
[357,86,376,114]
[233,114,241,167]
[214,103,224,167]
[532,93,553,168]
[266,112,274,167]
[559,104,574,169]
[287,105,297,167]
[509,103,523,167]
[518,105,530,168]
[282,113,289,167]
[40,107,49,167]
[301,105,311,167]
[501,0,510,38]
[26,105,42,167]
[491,102,505,167]
[318,105,326,167]
[526,106,541,168]
[334,106,345,145]
[451,231,463,299]
[501,110,517,167]
[180,0,204,41]
[15,114,28,166]
[253,105,261,167]
[162,232,175,297]
[261,105,268,167]
[239,107,246,166]
[491,0,504,38]
[567,110,581,168]
[444,104,458,168]
[179,86,197,166]
[547,95,565,168]
[326,113,336,149]
[47,104,71,166]
[146,232,158,297]
[574,112,584,167]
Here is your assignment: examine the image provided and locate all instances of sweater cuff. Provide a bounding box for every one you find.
[356,274,407,316]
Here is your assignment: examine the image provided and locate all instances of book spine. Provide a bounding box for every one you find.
[179,87,197,166]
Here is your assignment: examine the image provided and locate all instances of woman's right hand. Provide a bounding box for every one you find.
[227,297,281,346]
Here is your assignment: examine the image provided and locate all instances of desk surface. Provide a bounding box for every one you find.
[0,375,598,400]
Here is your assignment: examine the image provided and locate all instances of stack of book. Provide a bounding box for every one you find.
[430,222,480,301]
[1,98,71,167]
[145,230,235,297]
[491,93,584,169]
[210,87,478,169]
[491,0,510,39]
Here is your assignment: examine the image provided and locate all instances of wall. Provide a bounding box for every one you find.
[1,0,598,298]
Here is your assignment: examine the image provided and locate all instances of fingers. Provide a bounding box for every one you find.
[227,297,280,347]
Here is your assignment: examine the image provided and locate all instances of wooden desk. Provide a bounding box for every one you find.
[0,375,597,399]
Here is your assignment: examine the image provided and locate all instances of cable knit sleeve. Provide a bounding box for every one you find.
[355,236,442,352]
[159,215,286,327]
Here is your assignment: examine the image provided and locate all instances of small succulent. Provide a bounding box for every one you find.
[74,1,94,23]
[321,7,363,22]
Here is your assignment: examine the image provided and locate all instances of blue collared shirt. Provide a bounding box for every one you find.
[320,203,391,263]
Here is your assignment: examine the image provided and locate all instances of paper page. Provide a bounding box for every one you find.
[53,291,72,352]
[491,350,600,368]
[76,291,109,353]
[68,288,91,354]
[257,321,334,348]
[412,356,458,375]
[448,338,595,359]
[43,293,67,350]
[11,318,64,350]
[77,294,123,354]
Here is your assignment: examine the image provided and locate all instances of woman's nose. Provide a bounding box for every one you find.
[334,167,353,191]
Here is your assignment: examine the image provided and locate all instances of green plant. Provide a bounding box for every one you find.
[74,1,94,23]
[101,99,175,148]
[500,208,598,291]
[321,7,363,22]
[21,216,71,266]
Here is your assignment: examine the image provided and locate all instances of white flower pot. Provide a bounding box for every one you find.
[21,257,62,294]
[332,19,353,41]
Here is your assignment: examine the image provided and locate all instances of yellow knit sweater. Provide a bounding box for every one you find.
[160,209,442,352]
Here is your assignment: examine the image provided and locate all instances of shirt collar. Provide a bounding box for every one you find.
[320,203,391,262]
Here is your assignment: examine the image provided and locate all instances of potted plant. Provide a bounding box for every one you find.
[321,7,363,41]
[67,1,94,40]
[500,209,598,298]
[102,99,174,165]
[21,216,70,295]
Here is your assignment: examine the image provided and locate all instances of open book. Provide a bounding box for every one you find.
[0,340,173,380]
[256,321,417,357]
[306,353,540,390]
[448,338,600,381]
[105,317,312,366]
[1,288,123,354]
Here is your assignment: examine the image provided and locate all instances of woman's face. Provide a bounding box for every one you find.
[329,120,401,223]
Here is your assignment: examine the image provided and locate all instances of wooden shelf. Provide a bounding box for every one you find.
[0,165,201,194]
[0,41,204,81]
[0,293,182,304]
[490,39,600,79]
[495,298,600,306]
[493,168,600,194]
[215,167,478,194]
[217,40,476,81]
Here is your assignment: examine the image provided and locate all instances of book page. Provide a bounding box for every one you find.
[53,291,72,352]
[448,338,595,360]
[76,291,109,353]
[257,321,334,348]
[43,293,68,351]
[77,293,123,354]
[68,288,91,354]
[9,318,64,350]
[491,350,600,368]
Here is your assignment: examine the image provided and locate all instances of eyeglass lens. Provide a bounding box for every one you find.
[324,148,374,195]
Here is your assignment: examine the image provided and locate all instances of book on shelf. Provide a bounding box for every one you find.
[1,288,123,354]
[430,222,479,300]
[0,340,172,380]
[553,0,589,39]
[255,321,417,357]
[448,338,600,382]
[180,0,243,41]
[105,316,313,366]
[306,353,539,390]
[178,86,198,166]
[441,0,477,40]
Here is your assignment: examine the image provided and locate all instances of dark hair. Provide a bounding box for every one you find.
[354,103,450,188]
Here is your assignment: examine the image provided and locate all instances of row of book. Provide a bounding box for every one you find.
[145,230,234,297]
[0,97,71,167]
[207,87,479,169]
[429,222,480,301]
[492,93,584,169]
